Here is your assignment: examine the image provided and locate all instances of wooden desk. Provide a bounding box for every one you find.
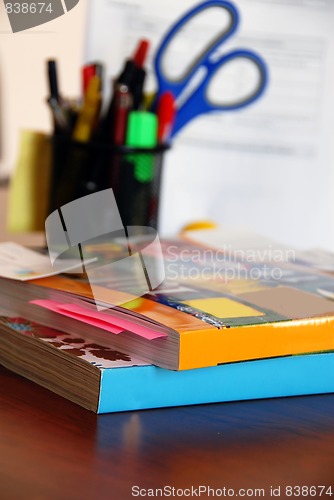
[1,366,334,499]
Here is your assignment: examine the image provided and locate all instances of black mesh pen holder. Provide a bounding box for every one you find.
[48,137,170,230]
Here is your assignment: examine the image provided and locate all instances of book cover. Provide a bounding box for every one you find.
[1,317,334,413]
[2,237,334,370]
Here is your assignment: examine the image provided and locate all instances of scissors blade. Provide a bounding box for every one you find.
[171,50,268,138]
[154,0,239,102]
[176,67,208,108]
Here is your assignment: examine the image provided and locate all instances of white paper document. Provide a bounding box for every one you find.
[85,0,334,249]
[0,242,94,281]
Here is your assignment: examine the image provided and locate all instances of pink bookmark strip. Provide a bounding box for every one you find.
[30,299,166,340]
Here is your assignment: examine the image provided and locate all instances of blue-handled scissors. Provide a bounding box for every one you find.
[154,0,268,138]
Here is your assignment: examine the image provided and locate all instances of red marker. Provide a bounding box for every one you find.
[82,64,96,97]
[157,91,176,143]
[133,39,150,68]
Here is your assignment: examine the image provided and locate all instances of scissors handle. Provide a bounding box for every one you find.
[154,0,239,100]
[171,49,268,137]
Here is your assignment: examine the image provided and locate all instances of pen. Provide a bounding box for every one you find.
[82,62,104,98]
[110,84,133,145]
[47,96,71,133]
[131,39,149,109]
[82,64,96,97]
[47,59,60,102]
[157,91,176,143]
[104,38,150,135]
[55,76,102,206]
[73,75,102,142]
[109,84,133,203]
[47,59,72,134]
[59,76,102,204]
[117,39,149,88]
[94,62,104,87]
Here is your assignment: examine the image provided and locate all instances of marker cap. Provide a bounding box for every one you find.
[126,111,158,148]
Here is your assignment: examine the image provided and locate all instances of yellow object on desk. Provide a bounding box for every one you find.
[181,220,218,232]
[7,130,52,232]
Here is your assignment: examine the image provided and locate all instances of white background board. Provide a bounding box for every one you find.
[85,0,334,249]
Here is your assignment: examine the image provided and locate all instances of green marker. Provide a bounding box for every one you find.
[126,111,158,183]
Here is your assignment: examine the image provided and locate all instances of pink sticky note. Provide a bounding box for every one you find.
[58,303,167,340]
[30,299,124,334]
[30,300,166,340]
